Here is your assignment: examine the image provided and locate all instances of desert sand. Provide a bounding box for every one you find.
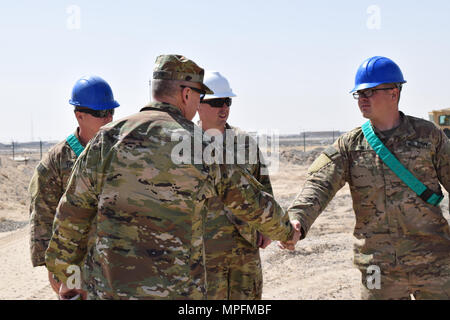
[0,150,448,300]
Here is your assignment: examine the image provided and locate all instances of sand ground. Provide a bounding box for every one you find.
[0,152,448,300]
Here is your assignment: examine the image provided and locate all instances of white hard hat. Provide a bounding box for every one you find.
[202,71,237,99]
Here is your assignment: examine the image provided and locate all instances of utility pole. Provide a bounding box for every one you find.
[303,131,306,152]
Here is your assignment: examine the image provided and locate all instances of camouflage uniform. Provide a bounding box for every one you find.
[45,55,294,300]
[288,112,450,299]
[203,123,273,300]
[28,129,82,267]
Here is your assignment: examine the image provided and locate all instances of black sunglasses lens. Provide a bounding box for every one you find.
[205,98,232,108]
[211,100,223,108]
[77,108,114,118]
[95,109,114,118]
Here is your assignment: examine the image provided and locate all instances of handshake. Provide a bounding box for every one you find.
[279,220,302,251]
[257,220,302,251]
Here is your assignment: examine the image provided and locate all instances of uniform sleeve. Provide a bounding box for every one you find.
[435,130,450,205]
[45,136,109,284]
[215,163,294,243]
[287,140,348,238]
[232,149,276,246]
[28,153,64,267]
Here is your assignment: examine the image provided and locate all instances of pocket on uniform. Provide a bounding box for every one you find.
[349,150,380,188]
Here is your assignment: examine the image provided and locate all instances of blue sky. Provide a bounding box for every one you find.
[1,0,449,142]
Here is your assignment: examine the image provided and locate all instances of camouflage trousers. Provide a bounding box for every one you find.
[359,263,450,300]
[205,238,262,300]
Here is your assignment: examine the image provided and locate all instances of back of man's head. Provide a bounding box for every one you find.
[151,79,179,100]
[150,54,212,101]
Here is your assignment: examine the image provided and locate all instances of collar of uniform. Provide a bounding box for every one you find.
[140,101,183,116]
[373,111,415,141]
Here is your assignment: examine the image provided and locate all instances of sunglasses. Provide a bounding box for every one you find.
[75,108,115,118]
[352,87,396,100]
[201,98,232,108]
[180,85,206,95]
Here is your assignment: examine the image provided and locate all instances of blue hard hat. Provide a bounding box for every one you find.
[69,75,120,110]
[350,56,406,93]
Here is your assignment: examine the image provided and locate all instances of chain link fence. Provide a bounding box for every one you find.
[0,141,57,163]
[0,131,344,164]
[278,131,344,150]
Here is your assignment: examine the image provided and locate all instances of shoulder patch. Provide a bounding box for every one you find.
[29,166,45,198]
[308,146,340,174]
[308,153,332,174]
[323,146,339,160]
[36,162,49,175]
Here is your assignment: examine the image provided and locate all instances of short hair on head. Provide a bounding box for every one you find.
[151,79,180,99]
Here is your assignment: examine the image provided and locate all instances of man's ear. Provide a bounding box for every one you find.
[392,88,399,100]
[181,87,189,105]
[74,111,83,122]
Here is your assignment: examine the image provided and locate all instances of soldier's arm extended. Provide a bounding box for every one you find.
[287,141,348,238]
[29,154,64,267]
[435,129,450,205]
[224,146,275,247]
[45,137,108,284]
[214,163,294,243]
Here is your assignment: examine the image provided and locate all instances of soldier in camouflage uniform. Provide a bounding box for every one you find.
[285,56,450,299]
[197,71,272,299]
[28,75,119,295]
[45,55,300,300]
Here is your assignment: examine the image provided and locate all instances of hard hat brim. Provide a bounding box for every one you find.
[350,80,406,93]
[69,99,120,110]
[203,92,237,99]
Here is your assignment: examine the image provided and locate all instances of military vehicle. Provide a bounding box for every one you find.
[428,108,450,138]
